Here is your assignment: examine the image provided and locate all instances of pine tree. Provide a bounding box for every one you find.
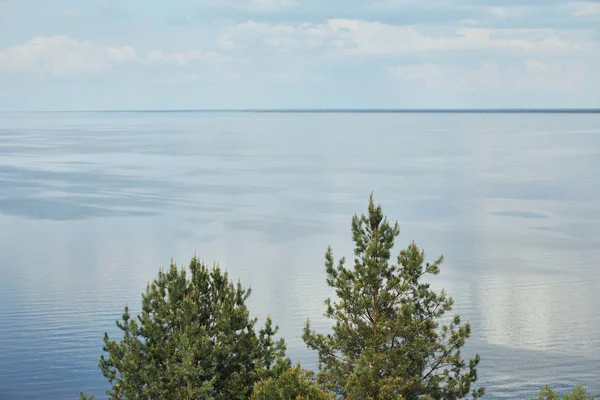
[303,194,484,400]
[252,360,335,400]
[532,385,595,400]
[96,256,287,399]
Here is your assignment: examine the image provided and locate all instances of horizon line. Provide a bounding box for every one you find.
[2,108,600,114]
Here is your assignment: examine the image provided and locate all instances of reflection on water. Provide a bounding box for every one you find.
[0,112,599,399]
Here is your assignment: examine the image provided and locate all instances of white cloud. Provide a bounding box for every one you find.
[489,7,508,18]
[329,20,586,54]
[389,59,599,92]
[164,73,201,84]
[525,60,550,74]
[108,46,139,63]
[219,21,296,50]
[222,19,591,56]
[0,36,139,75]
[370,0,457,9]
[147,50,227,66]
[205,0,295,12]
[570,1,600,16]
[390,62,501,89]
[0,36,229,75]
[521,59,598,91]
[391,63,447,88]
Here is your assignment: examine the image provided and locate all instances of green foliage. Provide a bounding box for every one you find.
[303,193,484,400]
[532,385,595,400]
[77,195,598,400]
[97,256,286,400]
[252,360,335,400]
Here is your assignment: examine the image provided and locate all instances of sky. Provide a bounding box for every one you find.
[0,0,599,110]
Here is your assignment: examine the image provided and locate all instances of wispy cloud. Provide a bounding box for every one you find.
[520,59,596,91]
[1,0,599,109]
[525,59,550,73]
[570,1,600,16]
[221,19,591,55]
[203,0,295,13]
[489,7,509,18]
[0,36,139,75]
[389,59,599,91]
[389,62,501,89]
[147,50,229,66]
[0,36,229,75]
[219,21,297,50]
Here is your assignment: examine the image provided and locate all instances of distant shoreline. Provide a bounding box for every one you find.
[3,109,600,114]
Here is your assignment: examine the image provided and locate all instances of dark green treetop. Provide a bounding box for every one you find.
[531,385,596,400]
[303,193,484,400]
[252,360,335,400]
[96,256,286,400]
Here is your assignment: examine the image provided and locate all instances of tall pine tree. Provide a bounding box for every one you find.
[303,194,484,400]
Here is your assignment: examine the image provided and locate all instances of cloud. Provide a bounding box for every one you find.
[0,36,139,75]
[147,50,228,66]
[489,6,508,18]
[0,36,229,75]
[164,73,201,84]
[389,59,599,92]
[570,1,600,16]
[521,59,598,90]
[203,0,295,13]
[525,59,550,74]
[221,19,591,56]
[390,63,447,88]
[389,62,501,89]
[219,21,297,50]
[108,46,139,63]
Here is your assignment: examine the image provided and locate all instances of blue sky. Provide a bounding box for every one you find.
[0,0,599,110]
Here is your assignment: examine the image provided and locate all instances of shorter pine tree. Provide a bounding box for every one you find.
[532,385,595,400]
[252,360,335,400]
[96,256,287,399]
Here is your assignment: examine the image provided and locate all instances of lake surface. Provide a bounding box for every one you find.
[0,111,599,399]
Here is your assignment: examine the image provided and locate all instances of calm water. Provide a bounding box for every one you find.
[0,112,599,399]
